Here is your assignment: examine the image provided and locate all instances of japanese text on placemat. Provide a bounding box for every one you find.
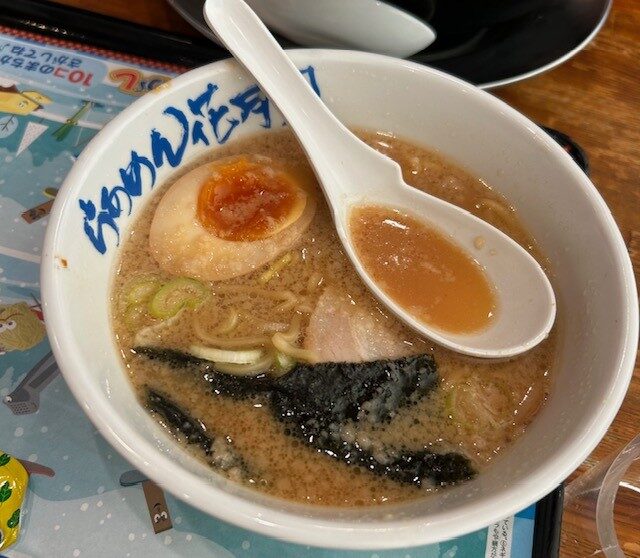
[0,43,91,85]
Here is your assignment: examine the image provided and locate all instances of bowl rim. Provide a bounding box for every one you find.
[41,48,639,550]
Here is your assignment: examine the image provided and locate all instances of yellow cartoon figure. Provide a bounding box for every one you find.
[0,85,52,116]
[0,302,46,354]
[0,452,28,551]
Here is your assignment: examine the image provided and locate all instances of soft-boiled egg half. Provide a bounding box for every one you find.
[149,154,316,281]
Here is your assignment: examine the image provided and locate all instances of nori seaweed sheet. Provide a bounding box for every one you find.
[136,347,476,486]
[270,355,438,425]
[147,388,214,455]
[269,355,475,485]
[146,388,249,474]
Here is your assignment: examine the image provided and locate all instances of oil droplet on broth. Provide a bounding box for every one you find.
[350,205,497,334]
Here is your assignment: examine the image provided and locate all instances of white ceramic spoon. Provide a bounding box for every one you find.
[203,0,556,358]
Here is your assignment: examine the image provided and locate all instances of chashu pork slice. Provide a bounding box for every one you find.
[304,286,417,362]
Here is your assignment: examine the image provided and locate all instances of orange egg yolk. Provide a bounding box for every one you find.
[197,157,304,241]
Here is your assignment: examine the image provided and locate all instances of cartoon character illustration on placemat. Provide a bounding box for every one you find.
[21,187,58,224]
[0,79,52,153]
[3,351,59,415]
[51,100,97,142]
[120,470,173,534]
[0,82,52,116]
[0,299,45,354]
[0,296,60,415]
[0,78,101,173]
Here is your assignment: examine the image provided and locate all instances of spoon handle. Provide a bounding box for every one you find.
[203,0,402,206]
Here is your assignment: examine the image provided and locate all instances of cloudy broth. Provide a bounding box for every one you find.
[111,129,555,507]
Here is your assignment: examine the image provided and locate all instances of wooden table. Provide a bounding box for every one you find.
[48,1,640,555]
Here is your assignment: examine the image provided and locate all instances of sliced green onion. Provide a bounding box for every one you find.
[188,345,263,364]
[274,351,296,375]
[444,389,457,419]
[149,278,207,319]
[126,276,163,305]
[259,252,294,284]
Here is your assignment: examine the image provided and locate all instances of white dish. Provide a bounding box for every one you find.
[42,50,638,549]
[168,0,435,58]
[166,0,612,89]
[244,0,435,58]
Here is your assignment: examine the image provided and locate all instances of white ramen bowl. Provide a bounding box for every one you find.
[41,50,638,549]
